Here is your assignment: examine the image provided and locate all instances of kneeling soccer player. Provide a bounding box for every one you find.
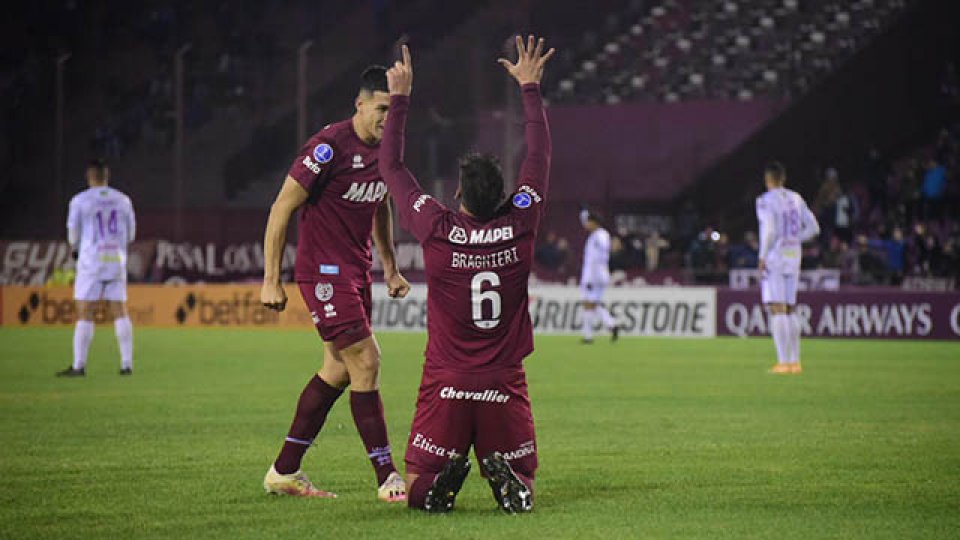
[379,37,554,513]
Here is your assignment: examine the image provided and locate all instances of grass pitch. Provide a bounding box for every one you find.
[0,327,957,539]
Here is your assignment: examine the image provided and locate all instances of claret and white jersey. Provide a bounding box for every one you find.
[580,227,612,303]
[67,186,136,300]
[756,187,819,304]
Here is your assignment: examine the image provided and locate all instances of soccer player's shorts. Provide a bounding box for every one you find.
[74,272,127,302]
[298,279,372,350]
[580,281,608,303]
[405,367,538,480]
[761,271,799,305]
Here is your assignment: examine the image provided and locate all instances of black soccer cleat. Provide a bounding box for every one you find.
[423,453,471,513]
[580,338,594,345]
[611,325,620,342]
[481,452,533,514]
[56,366,85,377]
[119,368,133,376]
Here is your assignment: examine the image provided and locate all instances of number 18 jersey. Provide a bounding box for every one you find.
[67,186,136,280]
[755,187,818,275]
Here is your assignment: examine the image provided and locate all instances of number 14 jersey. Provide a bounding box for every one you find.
[67,186,136,280]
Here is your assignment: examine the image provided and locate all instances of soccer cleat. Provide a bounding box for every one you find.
[611,326,620,342]
[789,364,803,374]
[263,465,337,498]
[580,338,594,345]
[56,366,85,377]
[119,368,133,376]
[378,471,407,503]
[768,363,792,374]
[423,453,471,513]
[481,452,533,514]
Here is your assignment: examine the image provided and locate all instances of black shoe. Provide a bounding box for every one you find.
[480,452,532,514]
[580,338,593,345]
[56,366,85,377]
[611,325,620,342]
[424,453,471,513]
[119,368,133,376]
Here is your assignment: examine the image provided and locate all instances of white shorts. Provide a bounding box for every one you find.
[761,272,798,305]
[74,273,127,302]
[581,281,608,304]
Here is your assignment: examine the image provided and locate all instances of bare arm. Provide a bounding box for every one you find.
[371,197,410,298]
[261,176,308,311]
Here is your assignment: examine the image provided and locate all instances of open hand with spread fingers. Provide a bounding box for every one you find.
[386,44,413,96]
[498,35,556,86]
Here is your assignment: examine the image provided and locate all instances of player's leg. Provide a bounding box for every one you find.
[404,369,474,512]
[762,272,792,373]
[593,283,620,341]
[475,370,536,513]
[265,341,348,497]
[104,280,133,374]
[581,283,597,343]
[784,274,802,373]
[323,283,404,500]
[59,275,98,376]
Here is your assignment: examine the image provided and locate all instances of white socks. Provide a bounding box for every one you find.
[72,320,95,370]
[582,309,596,340]
[114,316,134,370]
[597,306,616,330]
[770,313,790,364]
[787,313,801,364]
[72,318,134,371]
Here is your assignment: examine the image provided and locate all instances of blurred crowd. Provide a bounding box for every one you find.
[682,125,959,284]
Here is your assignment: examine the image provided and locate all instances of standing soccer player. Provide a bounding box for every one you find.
[57,159,136,377]
[380,37,553,513]
[260,66,411,501]
[579,210,619,343]
[756,162,820,374]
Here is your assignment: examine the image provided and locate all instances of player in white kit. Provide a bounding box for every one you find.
[579,210,619,343]
[57,160,136,377]
[756,162,819,374]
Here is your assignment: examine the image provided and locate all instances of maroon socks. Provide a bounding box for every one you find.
[274,375,344,474]
[407,473,437,509]
[350,390,397,485]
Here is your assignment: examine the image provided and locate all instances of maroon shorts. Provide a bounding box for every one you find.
[405,367,538,479]
[297,279,372,350]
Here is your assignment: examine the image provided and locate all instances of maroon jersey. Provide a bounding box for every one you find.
[380,84,551,372]
[287,119,387,284]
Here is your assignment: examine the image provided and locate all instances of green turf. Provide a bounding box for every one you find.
[0,328,957,539]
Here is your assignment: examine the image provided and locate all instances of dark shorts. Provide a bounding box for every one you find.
[405,367,538,479]
[297,280,372,350]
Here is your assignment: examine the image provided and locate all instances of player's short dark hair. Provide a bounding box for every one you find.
[765,161,786,183]
[459,153,504,221]
[359,65,388,94]
[87,158,109,180]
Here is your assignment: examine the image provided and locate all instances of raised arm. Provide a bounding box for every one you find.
[382,45,446,242]
[499,36,555,199]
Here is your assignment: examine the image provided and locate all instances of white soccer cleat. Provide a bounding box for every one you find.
[263,465,337,498]
[377,471,407,502]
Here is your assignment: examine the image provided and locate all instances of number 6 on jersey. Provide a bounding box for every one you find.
[471,271,501,329]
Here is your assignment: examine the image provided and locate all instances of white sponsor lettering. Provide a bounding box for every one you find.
[342,181,387,203]
[413,194,432,213]
[451,247,519,270]
[411,432,454,458]
[951,304,960,337]
[469,226,514,245]
[439,386,510,403]
[502,440,536,461]
[518,184,542,203]
[302,156,321,174]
